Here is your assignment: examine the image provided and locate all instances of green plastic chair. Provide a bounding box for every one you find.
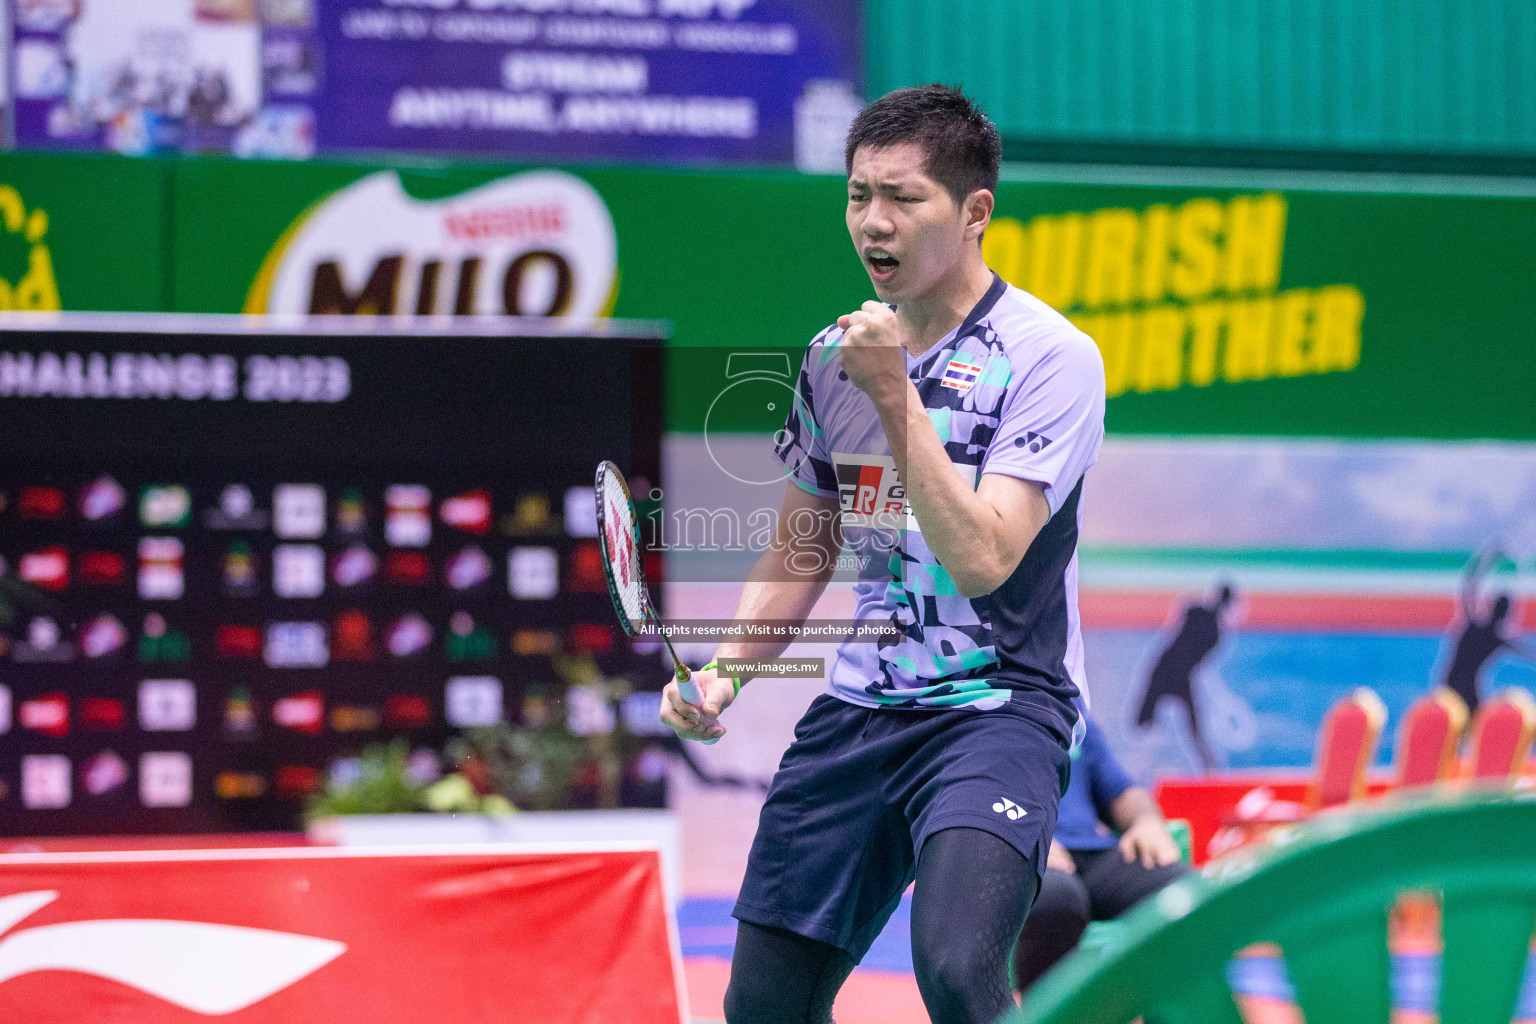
[1006,792,1536,1024]
[1164,817,1192,865]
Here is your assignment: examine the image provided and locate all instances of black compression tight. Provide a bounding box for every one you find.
[724,923,857,1024]
[725,827,1039,1024]
[911,827,1040,1023]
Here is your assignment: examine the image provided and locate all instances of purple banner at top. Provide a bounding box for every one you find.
[8,0,863,169]
[316,0,862,168]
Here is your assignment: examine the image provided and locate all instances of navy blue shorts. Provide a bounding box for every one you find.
[732,694,1072,961]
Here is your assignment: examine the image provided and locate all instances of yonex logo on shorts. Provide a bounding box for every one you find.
[992,797,1026,820]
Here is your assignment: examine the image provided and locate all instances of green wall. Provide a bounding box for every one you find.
[868,0,1536,163]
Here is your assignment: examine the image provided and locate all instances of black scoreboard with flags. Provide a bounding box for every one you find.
[0,313,664,834]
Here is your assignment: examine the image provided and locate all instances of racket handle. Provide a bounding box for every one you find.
[676,665,702,706]
[675,664,719,745]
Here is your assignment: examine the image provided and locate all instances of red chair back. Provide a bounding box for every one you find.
[1394,688,1468,790]
[1465,688,1536,782]
[1308,688,1387,810]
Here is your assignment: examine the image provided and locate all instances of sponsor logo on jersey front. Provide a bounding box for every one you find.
[832,453,977,532]
[833,453,908,530]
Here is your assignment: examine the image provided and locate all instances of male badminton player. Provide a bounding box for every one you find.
[661,85,1107,1024]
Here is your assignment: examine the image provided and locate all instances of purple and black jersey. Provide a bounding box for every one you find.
[774,274,1106,736]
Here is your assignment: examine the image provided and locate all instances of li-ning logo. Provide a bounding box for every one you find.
[0,890,346,1014]
[992,797,1027,820]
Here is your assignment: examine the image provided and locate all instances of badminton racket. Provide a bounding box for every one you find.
[594,460,719,741]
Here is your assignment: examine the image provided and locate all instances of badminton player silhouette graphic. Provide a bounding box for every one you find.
[1135,584,1236,775]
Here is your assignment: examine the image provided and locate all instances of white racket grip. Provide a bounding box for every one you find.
[676,670,720,745]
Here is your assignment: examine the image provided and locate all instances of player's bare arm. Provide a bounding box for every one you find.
[660,481,841,741]
[838,301,1051,598]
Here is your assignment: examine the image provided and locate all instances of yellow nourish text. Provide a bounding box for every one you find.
[982,194,1364,397]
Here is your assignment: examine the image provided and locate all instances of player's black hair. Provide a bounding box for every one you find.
[844,84,1002,205]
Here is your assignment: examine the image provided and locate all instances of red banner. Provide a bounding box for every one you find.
[0,844,686,1023]
[1155,775,1391,864]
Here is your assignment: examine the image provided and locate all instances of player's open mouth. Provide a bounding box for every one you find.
[866,250,900,280]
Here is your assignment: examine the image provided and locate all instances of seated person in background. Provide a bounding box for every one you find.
[1013,718,1189,992]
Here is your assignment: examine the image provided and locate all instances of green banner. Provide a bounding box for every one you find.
[171,156,1536,440]
[0,152,168,311]
[171,157,875,436]
[984,183,1536,441]
[4,150,1532,440]
[171,155,868,323]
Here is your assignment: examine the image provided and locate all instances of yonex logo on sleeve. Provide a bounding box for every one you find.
[1014,432,1053,454]
[992,797,1027,820]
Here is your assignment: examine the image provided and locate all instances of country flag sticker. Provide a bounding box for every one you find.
[940,356,984,393]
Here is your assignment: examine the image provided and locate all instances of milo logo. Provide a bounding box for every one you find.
[246,170,618,318]
[0,186,61,311]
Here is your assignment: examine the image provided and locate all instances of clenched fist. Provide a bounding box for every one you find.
[836,301,910,401]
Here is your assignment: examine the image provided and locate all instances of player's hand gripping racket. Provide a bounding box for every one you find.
[594,460,720,742]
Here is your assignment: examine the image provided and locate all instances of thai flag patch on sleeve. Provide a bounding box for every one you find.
[940,356,984,393]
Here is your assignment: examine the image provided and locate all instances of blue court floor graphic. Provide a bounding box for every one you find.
[679,896,916,974]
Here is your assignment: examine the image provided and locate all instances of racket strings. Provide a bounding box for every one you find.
[599,470,648,634]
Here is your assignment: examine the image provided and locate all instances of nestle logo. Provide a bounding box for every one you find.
[443,203,564,241]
